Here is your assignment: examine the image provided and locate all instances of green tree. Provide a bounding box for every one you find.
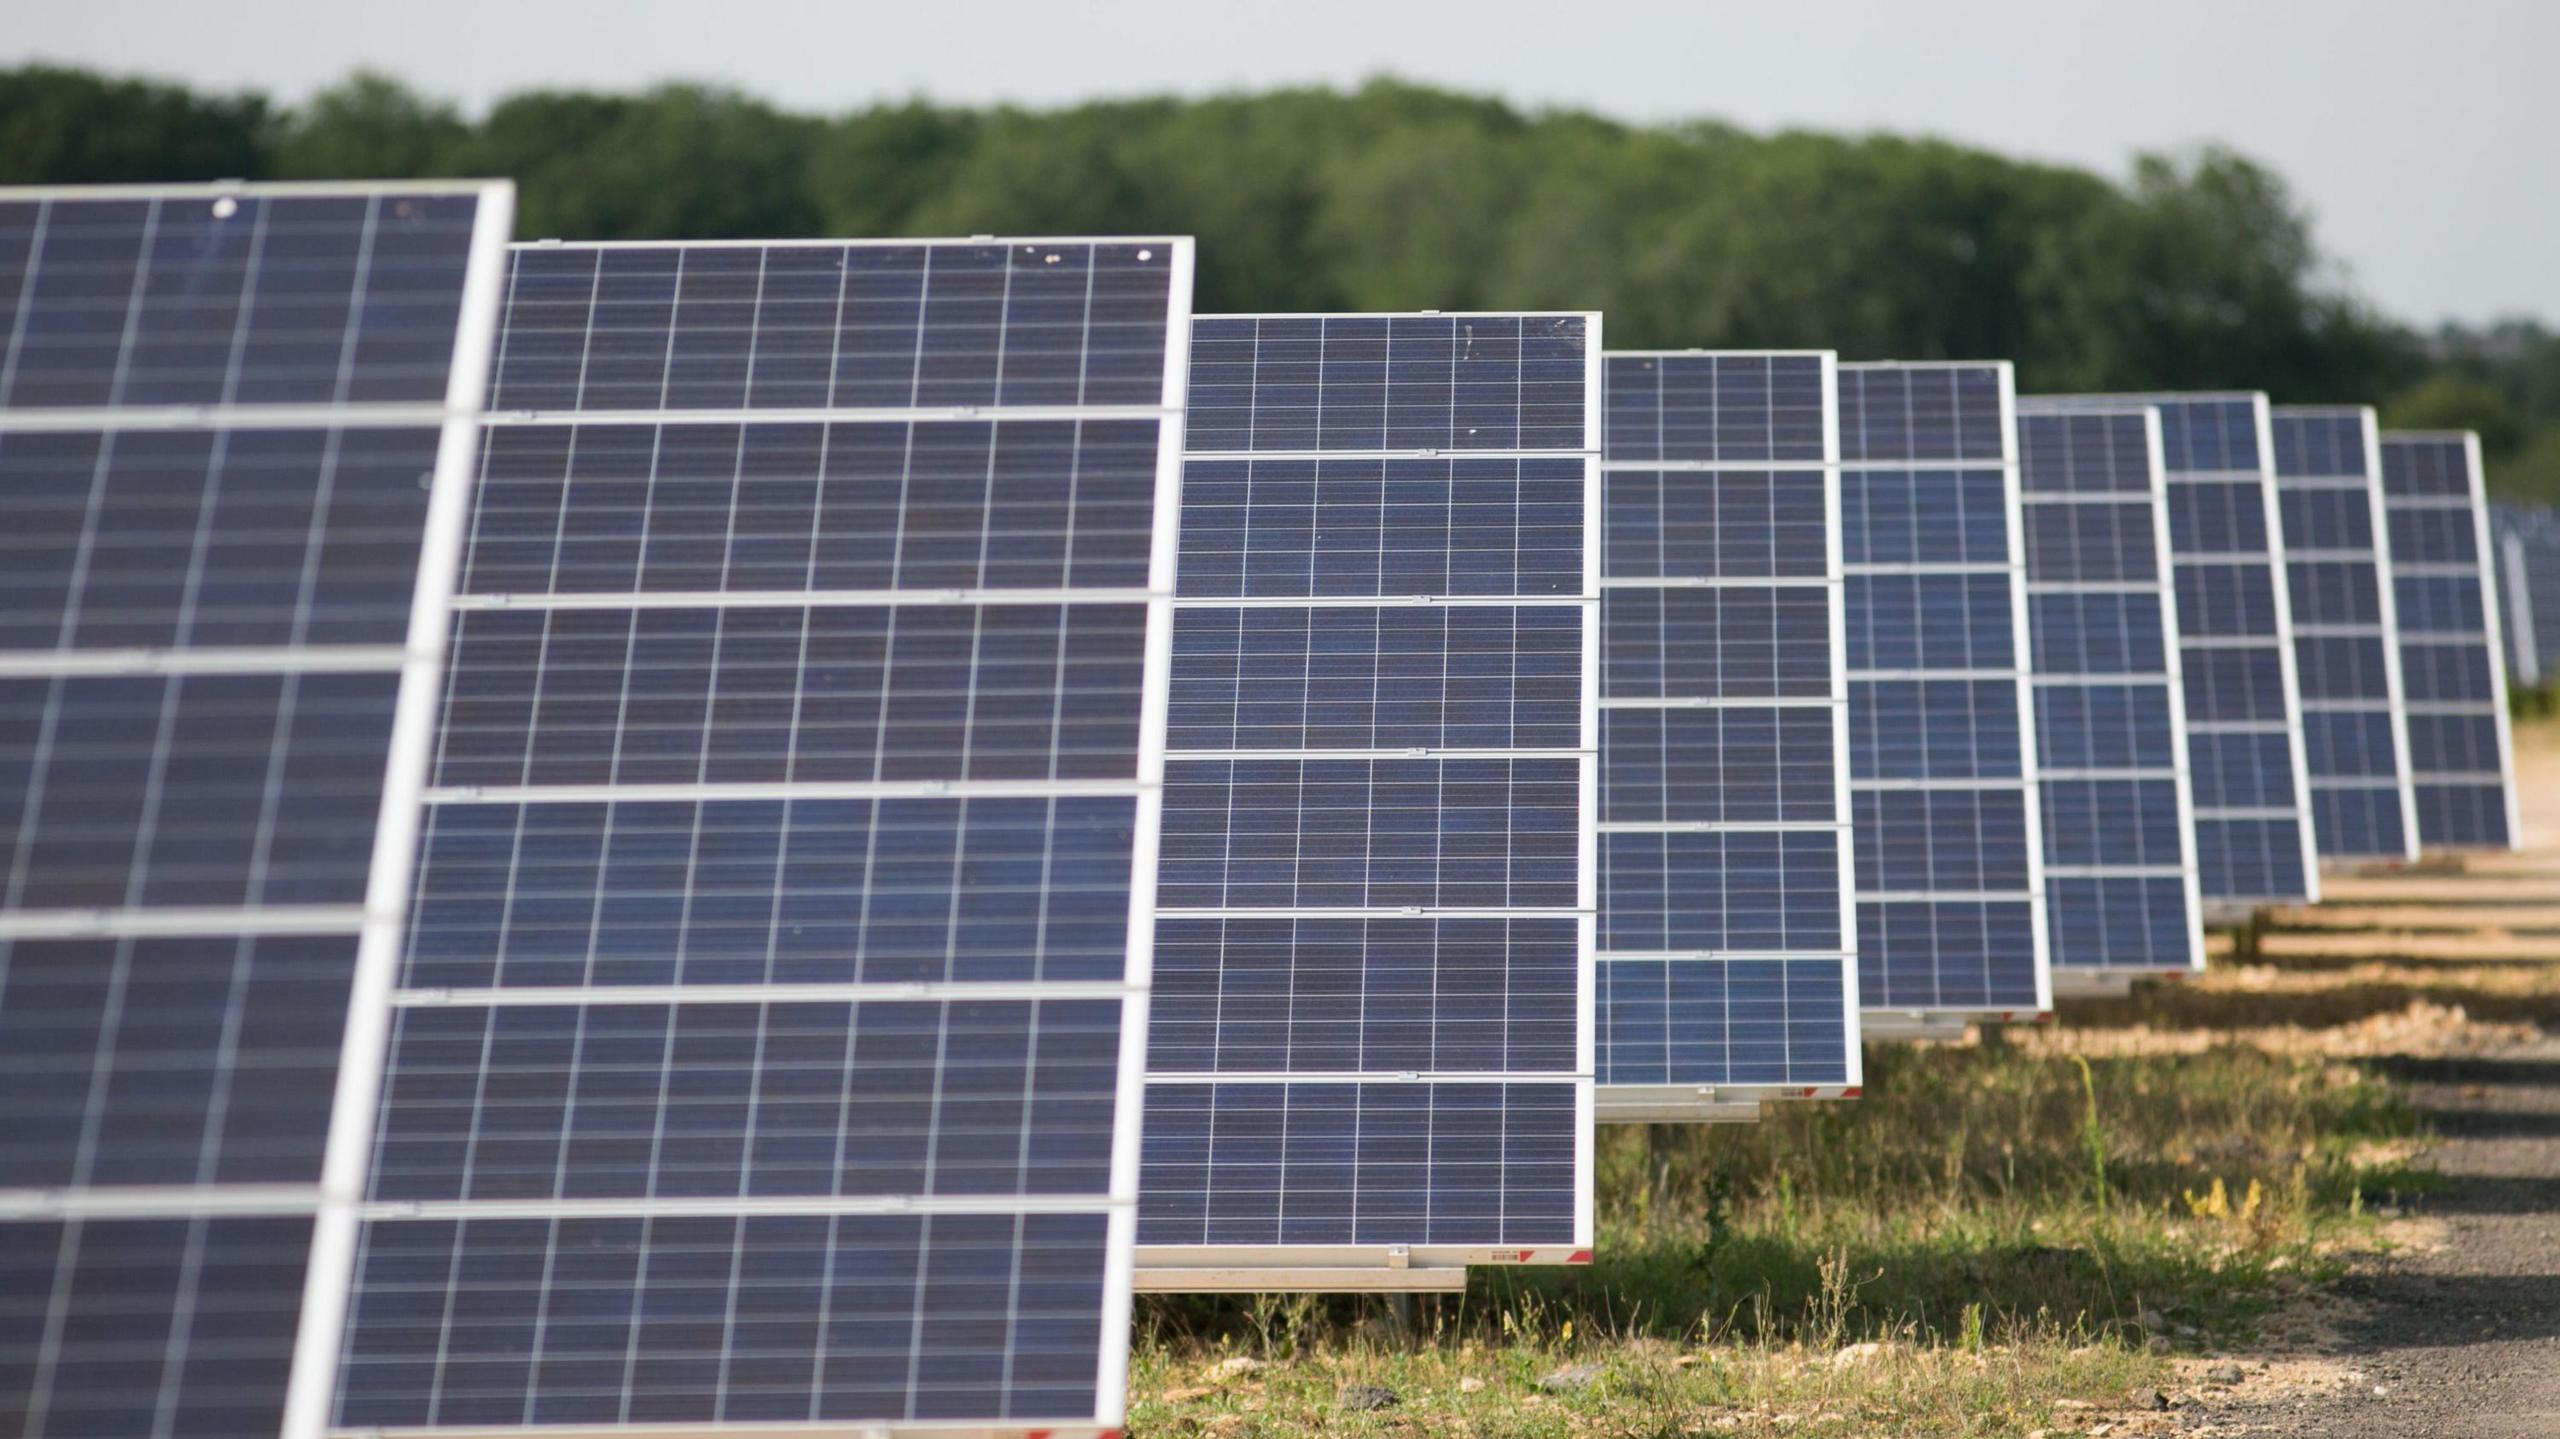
[273,72,468,179]
[0,65,268,184]
[2493,425,2560,505]
[2385,374,2522,456]
[805,101,979,239]
[0,61,2534,427]
[464,85,824,240]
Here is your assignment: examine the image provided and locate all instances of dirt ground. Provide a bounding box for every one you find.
[2176,725,2560,1438]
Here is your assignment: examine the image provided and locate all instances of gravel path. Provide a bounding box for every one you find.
[2190,726,2560,1436]
[2205,1034,2560,1436]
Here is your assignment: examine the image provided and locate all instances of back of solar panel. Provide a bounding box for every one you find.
[1594,352,1858,1120]
[1137,313,1599,1291]
[2012,403,2205,990]
[0,181,512,1439]
[2380,432,2521,850]
[322,238,1195,1436]
[2268,405,2419,865]
[1837,362,2048,1033]
[2031,394,2320,914]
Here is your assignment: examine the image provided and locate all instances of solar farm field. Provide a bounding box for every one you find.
[1125,719,2560,1438]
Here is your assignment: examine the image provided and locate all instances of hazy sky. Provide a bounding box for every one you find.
[13,0,2553,324]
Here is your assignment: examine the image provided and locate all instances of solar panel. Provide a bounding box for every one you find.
[1594,351,1857,1119]
[2491,501,2560,688]
[2033,394,2320,912]
[1137,313,1598,1290]
[2012,403,2204,989]
[2267,406,2419,864]
[323,238,1194,1436]
[2380,432,2521,850]
[1836,362,2047,1029]
[0,180,514,1439]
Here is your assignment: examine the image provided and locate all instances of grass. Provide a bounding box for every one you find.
[1134,1041,2432,1435]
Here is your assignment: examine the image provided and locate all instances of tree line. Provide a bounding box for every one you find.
[7,63,2557,499]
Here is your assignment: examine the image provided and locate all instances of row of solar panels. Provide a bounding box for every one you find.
[0,182,2522,1439]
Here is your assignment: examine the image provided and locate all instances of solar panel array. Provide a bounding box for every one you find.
[2012,403,2204,983]
[2038,395,2319,910]
[1137,313,1598,1288]
[1594,351,1856,1115]
[1837,362,2047,1022]
[320,238,1194,1434]
[2380,432,2521,850]
[0,181,512,1439]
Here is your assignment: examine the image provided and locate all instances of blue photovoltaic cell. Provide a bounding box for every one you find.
[0,181,509,1439]
[1603,352,1828,463]
[403,796,1140,990]
[462,418,1167,597]
[0,426,443,651]
[2035,394,2318,905]
[1159,758,1581,910]
[491,241,1176,412]
[2271,407,2416,862]
[335,1212,1111,1430]
[1141,314,1595,1269]
[0,935,355,1187]
[2013,404,2201,976]
[2380,434,2518,849]
[1839,363,2044,1014]
[0,191,484,409]
[433,602,1151,787]
[0,1216,315,1439]
[1594,352,1856,1102]
[1169,605,1582,751]
[1141,1082,1578,1247]
[1178,457,1586,597]
[1603,587,1834,698]
[368,998,1124,1202]
[1151,917,1579,1074]
[1,671,400,909]
[1184,314,1587,452]
[333,237,1191,1433]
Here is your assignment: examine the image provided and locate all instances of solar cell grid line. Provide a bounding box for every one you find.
[0,180,515,1439]
[2380,431,2521,851]
[2268,405,2419,865]
[1592,350,1859,1123]
[2011,402,2205,993]
[1835,361,2049,1035]
[321,237,1195,1439]
[1137,312,1600,1293]
[2029,393,2321,915]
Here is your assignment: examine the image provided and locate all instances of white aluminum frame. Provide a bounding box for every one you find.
[1839,360,2052,1030]
[285,180,518,1439]
[1135,312,1602,1291]
[2013,400,2208,985]
[1589,350,1864,1122]
[2268,405,2421,866]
